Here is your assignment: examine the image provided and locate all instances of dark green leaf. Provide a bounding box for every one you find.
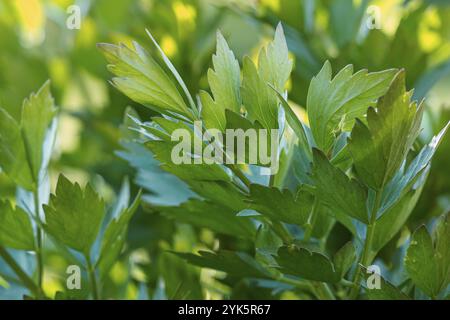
[311,148,368,223]
[0,200,35,250]
[43,175,105,255]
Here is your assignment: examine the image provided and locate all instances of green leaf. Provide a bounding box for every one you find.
[145,29,197,113]
[372,186,424,254]
[333,241,356,278]
[275,245,340,283]
[43,175,105,255]
[241,24,292,130]
[0,108,34,190]
[20,81,57,181]
[329,0,369,48]
[255,224,283,267]
[246,184,313,226]
[311,148,368,223]
[199,91,226,132]
[361,266,411,300]
[272,88,310,156]
[242,56,278,130]
[174,250,273,279]
[97,42,192,119]
[159,252,203,299]
[405,214,449,297]
[307,61,396,152]
[146,140,230,182]
[0,200,35,250]
[349,70,424,190]
[97,190,142,277]
[158,199,256,239]
[201,31,241,131]
[258,23,293,94]
[379,122,449,215]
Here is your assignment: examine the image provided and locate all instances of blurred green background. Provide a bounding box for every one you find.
[0,0,449,299]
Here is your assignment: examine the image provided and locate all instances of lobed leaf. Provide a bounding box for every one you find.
[307,61,396,152]
[311,148,368,223]
[43,175,105,255]
[0,200,35,250]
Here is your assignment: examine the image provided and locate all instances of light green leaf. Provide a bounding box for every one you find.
[201,31,241,130]
[272,88,311,156]
[307,61,396,152]
[242,56,278,130]
[98,42,192,119]
[43,175,105,255]
[311,148,368,223]
[0,108,34,190]
[258,23,293,93]
[0,200,35,250]
[20,81,57,181]
[145,29,197,113]
[241,24,292,130]
[199,90,226,132]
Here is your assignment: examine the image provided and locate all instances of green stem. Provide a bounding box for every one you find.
[278,276,324,299]
[85,254,100,300]
[269,174,275,187]
[228,164,251,188]
[303,197,319,242]
[33,189,44,291]
[0,246,44,298]
[349,190,383,299]
[271,220,294,244]
[314,282,336,300]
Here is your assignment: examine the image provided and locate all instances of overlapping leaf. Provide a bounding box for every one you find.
[246,184,313,226]
[307,61,396,152]
[242,24,292,130]
[311,148,368,223]
[201,31,241,131]
[20,81,57,180]
[98,42,192,119]
[275,242,355,283]
[348,70,424,190]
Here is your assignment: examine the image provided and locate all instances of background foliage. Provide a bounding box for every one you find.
[0,0,449,300]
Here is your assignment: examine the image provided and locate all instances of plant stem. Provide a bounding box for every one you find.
[269,174,275,187]
[0,246,44,298]
[278,276,326,299]
[33,189,44,291]
[313,282,336,300]
[349,190,383,299]
[271,220,294,244]
[303,197,319,242]
[228,164,251,188]
[85,254,100,300]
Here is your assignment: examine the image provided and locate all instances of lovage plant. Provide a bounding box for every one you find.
[99,22,449,300]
